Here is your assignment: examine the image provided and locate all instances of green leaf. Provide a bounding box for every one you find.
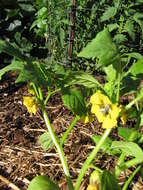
[27,176,60,190]
[104,65,116,82]
[91,135,120,155]
[62,88,86,116]
[107,23,119,32]
[0,40,29,61]
[66,71,101,88]
[40,132,54,151]
[133,13,143,36]
[118,127,141,142]
[100,170,121,190]
[78,28,120,67]
[129,58,143,76]
[0,60,25,80]
[113,34,127,44]
[111,141,143,158]
[100,6,117,22]
[124,19,135,41]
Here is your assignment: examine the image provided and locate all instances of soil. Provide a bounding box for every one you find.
[0,73,143,190]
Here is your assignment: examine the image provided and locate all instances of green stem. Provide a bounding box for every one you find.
[74,128,112,190]
[114,152,126,177]
[116,69,121,102]
[38,87,43,101]
[60,115,80,146]
[126,94,143,110]
[42,108,74,190]
[31,83,39,98]
[44,88,60,105]
[122,158,143,169]
[122,165,141,190]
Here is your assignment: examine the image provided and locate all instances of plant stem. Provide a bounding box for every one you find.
[38,87,43,101]
[116,66,121,102]
[114,152,126,177]
[123,158,143,169]
[122,165,141,190]
[42,108,74,190]
[60,115,80,146]
[126,94,143,110]
[74,128,112,190]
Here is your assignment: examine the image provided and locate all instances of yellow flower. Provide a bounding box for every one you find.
[23,96,37,114]
[86,184,98,190]
[81,114,94,124]
[90,91,120,129]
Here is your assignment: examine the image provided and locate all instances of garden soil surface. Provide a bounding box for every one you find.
[0,73,143,190]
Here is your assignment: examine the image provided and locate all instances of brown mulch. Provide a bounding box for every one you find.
[0,74,143,190]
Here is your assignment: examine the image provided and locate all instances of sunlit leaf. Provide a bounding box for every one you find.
[27,176,60,190]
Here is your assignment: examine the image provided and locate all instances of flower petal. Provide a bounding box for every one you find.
[91,105,105,122]
[102,116,117,129]
[23,96,37,114]
[109,104,120,119]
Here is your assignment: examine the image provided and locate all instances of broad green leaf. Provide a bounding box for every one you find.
[92,135,120,155]
[0,40,29,61]
[78,28,120,67]
[129,59,143,76]
[0,60,25,80]
[66,71,101,88]
[27,176,60,190]
[118,127,141,142]
[62,88,86,116]
[19,3,35,12]
[100,170,121,190]
[16,61,51,86]
[111,141,143,158]
[40,132,54,151]
[124,19,135,41]
[100,6,117,22]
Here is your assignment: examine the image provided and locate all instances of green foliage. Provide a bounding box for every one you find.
[78,28,120,67]
[40,132,54,151]
[111,141,143,158]
[27,176,60,190]
[62,88,86,116]
[100,170,121,190]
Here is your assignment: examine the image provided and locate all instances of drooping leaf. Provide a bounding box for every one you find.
[62,88,86,116]
[0,60,25,80]
[100,6,117,22]
[27,176,60,190]
[40,132,54,151]
[0,40,29,61]
[100,170,121,190]
[78,28,120,67]
[111,141,143,158]
[129,58,143,76]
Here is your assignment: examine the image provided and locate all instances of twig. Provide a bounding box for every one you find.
[0,175,21,190]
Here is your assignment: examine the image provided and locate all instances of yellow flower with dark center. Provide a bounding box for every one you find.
[90,91,120,129]
[23,96,37,114]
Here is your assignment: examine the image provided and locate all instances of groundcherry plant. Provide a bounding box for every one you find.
[1,28,143,190]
